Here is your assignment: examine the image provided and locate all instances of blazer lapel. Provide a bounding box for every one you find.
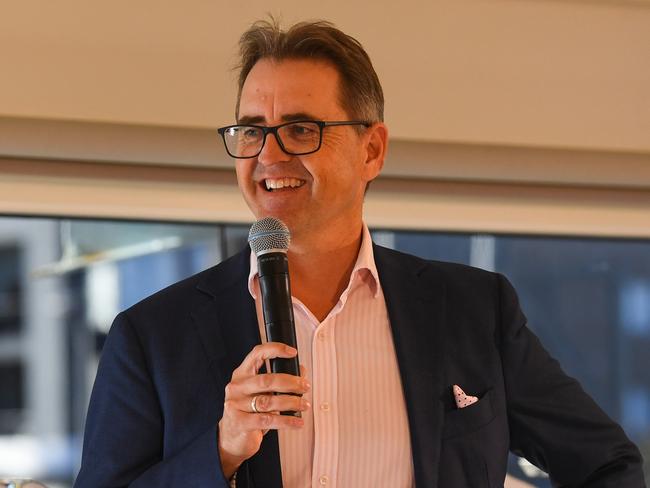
[374,244,447,488]
[193,248,283,488]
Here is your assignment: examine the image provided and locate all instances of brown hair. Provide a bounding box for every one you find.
[235,18,384,123]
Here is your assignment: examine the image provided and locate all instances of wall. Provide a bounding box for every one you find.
[1,0,649,151]
[0,0,649,238]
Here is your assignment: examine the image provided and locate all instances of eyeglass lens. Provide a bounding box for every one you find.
[223,122,321,158]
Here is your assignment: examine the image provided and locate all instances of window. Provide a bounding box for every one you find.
[0,246,21,334]
[1,216,648,487]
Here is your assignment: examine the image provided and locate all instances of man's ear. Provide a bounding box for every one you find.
[362,122,388,182]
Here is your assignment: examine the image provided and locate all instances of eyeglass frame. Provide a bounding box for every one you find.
[216,120,371,159]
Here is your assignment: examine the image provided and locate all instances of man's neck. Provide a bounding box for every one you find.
[287,223,364,322]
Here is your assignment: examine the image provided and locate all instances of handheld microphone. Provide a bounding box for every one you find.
[248,217,301,416]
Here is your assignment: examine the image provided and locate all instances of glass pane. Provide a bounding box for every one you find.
[0,216,223,486]
[0,245,22,334]
[0,362,24,433]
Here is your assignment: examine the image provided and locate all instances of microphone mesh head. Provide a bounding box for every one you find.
[248,217,291,255]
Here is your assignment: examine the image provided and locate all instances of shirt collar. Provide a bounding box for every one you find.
[247,223,379,300]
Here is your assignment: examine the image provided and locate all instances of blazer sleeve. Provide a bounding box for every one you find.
[497,274,646,487]
[74,312,231,488]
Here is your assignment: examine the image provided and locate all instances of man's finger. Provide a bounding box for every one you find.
[229,372,309,398]
[246,393,310,414]
[226,407,305,431]
[232,342,297,379]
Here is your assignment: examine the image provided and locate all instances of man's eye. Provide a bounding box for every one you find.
[288,124,317,137]
[242,127,262,139]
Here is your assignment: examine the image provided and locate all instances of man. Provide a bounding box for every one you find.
[75,19,645,487]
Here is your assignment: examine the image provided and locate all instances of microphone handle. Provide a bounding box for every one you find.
[257,251,301,416]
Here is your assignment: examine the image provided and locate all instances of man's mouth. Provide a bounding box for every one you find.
[264,178,307,192]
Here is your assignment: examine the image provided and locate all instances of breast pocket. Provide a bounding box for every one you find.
[442,387,496,439]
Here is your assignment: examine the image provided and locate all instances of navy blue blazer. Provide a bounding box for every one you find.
[75,245,644,487]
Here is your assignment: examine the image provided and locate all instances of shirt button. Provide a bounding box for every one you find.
[320,402,330,411]
[319,475,329,485]
[317,331,326,340]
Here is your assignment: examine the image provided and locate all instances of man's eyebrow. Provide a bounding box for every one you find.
[237,112,321,125]
[237,115,265,125]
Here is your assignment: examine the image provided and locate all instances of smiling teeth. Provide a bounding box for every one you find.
[265,178,305,190]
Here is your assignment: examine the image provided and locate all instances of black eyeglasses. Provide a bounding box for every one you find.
[217,120,371,159]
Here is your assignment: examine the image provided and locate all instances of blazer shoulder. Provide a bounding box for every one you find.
[374,243,500,289]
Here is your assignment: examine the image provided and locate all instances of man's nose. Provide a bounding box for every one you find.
[257,132,292,166]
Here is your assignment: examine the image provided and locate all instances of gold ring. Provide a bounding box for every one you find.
[251,395,260,413]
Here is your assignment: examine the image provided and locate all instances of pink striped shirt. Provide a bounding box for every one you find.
[248,224,414,488]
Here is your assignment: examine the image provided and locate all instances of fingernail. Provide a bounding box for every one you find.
[303,400,311,409]
[302,379,311,390]
[285,345,297,354]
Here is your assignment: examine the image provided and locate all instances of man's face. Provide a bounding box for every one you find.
[235,58,382,244]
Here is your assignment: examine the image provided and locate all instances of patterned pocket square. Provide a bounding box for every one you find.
[452,384,478,409]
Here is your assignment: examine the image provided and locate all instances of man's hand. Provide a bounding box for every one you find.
[218,342,310,479]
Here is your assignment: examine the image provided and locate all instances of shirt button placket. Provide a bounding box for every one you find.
[312,320,337,488]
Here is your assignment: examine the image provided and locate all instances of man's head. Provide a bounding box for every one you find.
[228,19,387,248]
[235,18,384,125]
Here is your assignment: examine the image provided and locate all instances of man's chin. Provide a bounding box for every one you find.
[250,203,302,225]
[249,209,295,230]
